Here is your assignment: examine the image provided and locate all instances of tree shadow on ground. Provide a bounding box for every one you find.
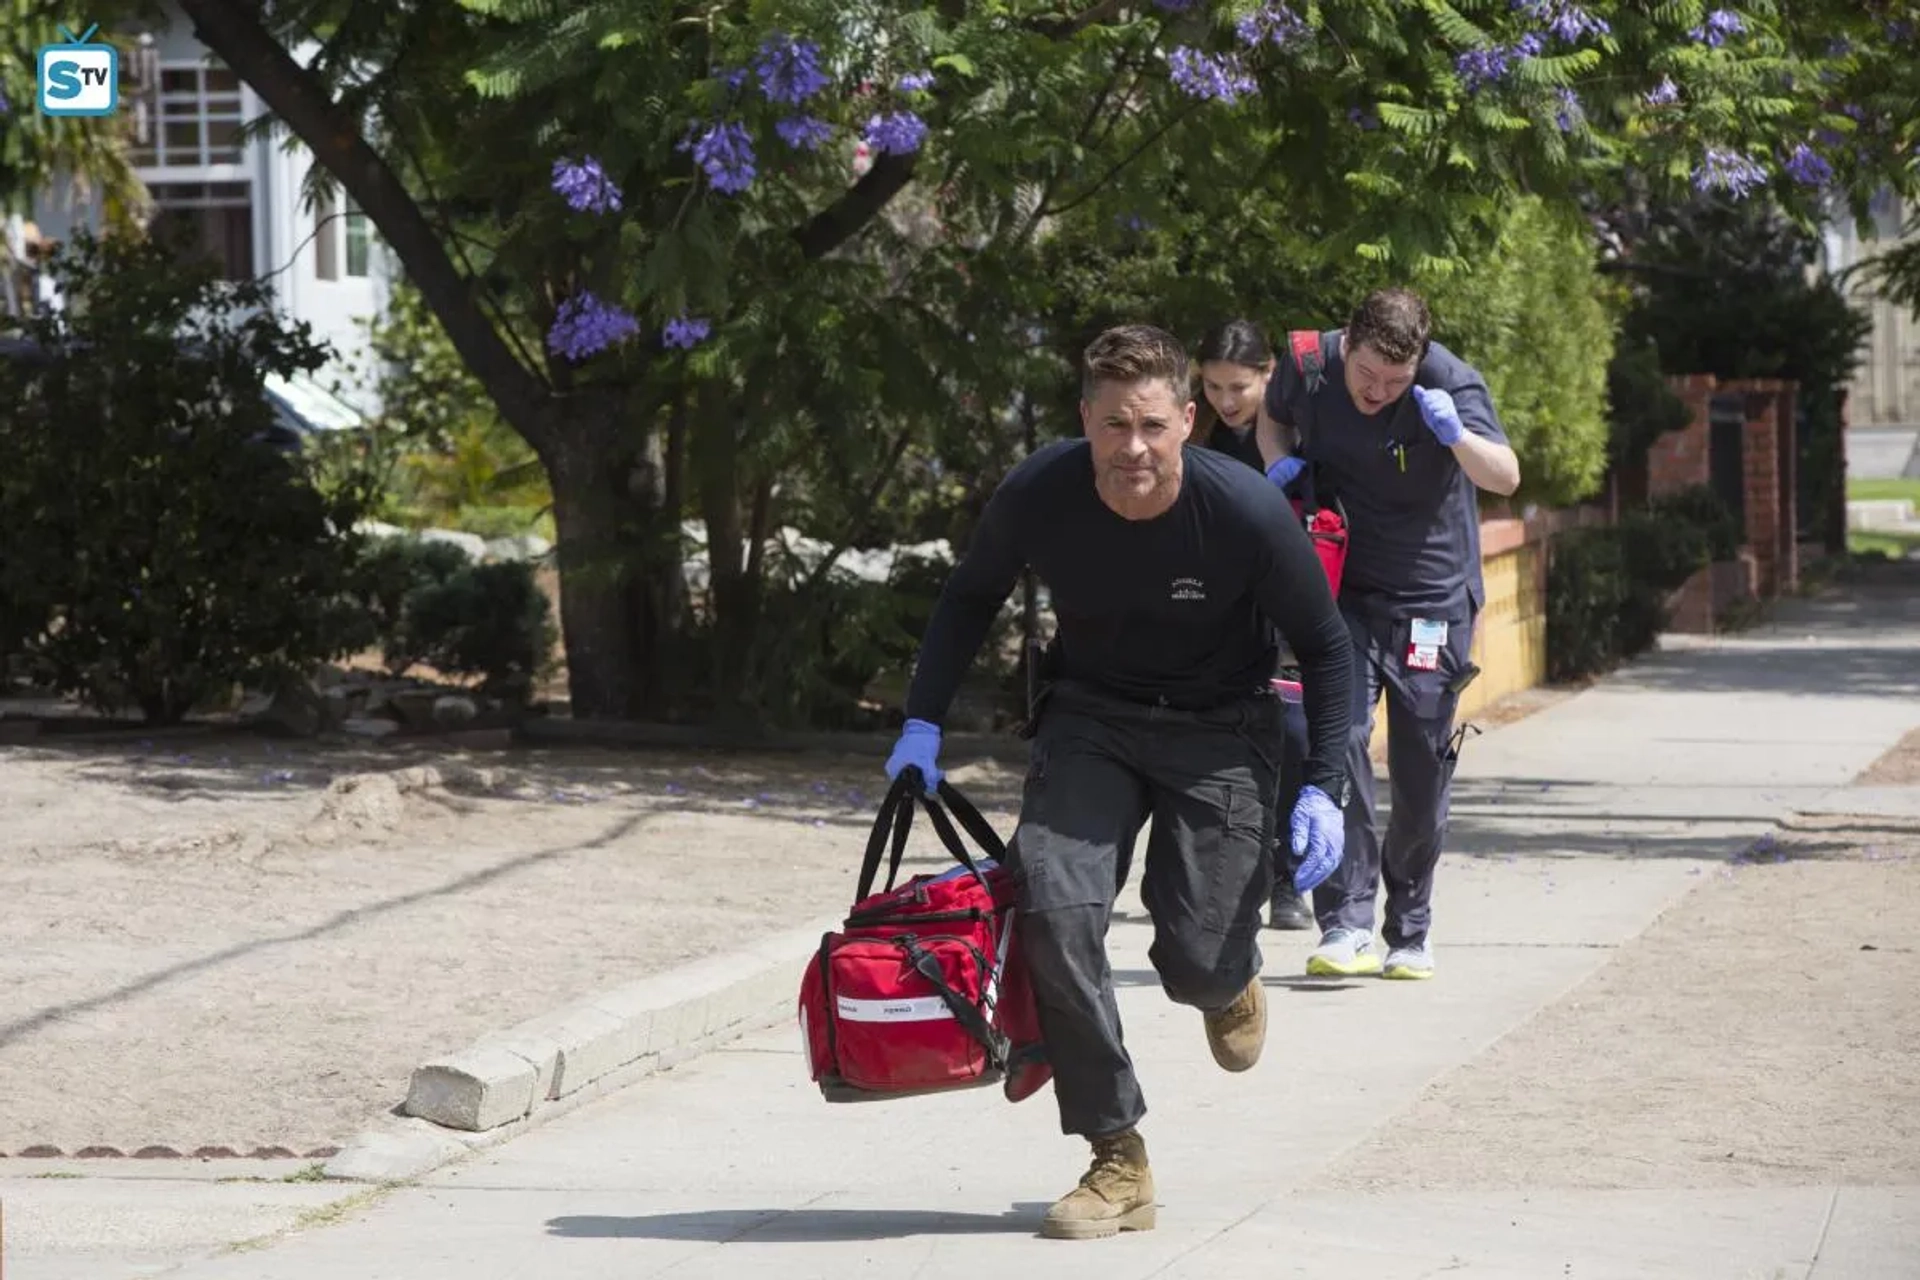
[0,726,1028,835]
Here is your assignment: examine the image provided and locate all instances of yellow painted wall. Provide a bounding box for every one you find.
[1364,535,1548,759]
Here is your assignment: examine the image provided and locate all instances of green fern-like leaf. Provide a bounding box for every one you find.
[1422,1,1490,48]
[1377,102,1446,136]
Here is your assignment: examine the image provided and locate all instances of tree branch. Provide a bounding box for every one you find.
[1044,105,1201,222]
[793,152,920,260]
[1014,44,1144,244]
[174,0,555,453]
[1028,0,1128,38]
[792,1,1133,261]
[795,425,916,600]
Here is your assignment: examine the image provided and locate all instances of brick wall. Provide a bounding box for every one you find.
[1648,374,1717,495]
[1653,374,1798,605]
[1775,381,1799,590]
[1740,383,1783,597]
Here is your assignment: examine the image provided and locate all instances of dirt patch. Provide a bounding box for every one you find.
[1327,821,1920,1191]
[1855,726,1920,785]
[0,731,1023,1156]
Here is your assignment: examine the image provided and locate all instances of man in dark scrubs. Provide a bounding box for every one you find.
[1255,288,1520,981]
[884,324,1356,1240]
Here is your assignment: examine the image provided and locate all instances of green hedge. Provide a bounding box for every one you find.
[1545,484,1740,683]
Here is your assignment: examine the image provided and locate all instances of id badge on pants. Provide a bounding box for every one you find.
[1406,617,1447,672]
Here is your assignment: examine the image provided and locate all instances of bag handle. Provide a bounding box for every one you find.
[854,770,1007,902]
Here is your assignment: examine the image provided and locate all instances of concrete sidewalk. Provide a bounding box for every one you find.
[7,573,1919,1279]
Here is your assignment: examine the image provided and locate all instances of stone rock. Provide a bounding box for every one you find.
[483,533,553,562]
[322,684,368,722]
[340,716,400,739]
[387,688,444,730]
[417,527,488,562]
[259,681,329,738]
[432,694,479,727]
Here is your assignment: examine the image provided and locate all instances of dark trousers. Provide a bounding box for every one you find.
[1312,605,1475,949]
[1008,679,1280,1139]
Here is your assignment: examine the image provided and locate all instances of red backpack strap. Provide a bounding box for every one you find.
[1288,329,1326,394]
[1282,329,1326,511]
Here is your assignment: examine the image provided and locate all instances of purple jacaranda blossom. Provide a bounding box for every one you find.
[1692,147,1767,198]
[688,120,756,193]
[1169,47,1257,102]
[1236,4,1309,49]
[547,291,640,361]
[1783,143,1833,187]
[550,156,621,214]
[862,111,928,155]
[775,115,832,151]
[753,33,829,105]
[1689,9,1744,47]
[662,315,712,350]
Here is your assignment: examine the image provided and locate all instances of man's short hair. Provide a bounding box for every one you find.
[1346,288,1432,366]
[1081,324,1192,402]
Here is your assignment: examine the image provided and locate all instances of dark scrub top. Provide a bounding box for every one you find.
[1263,330,1508,621]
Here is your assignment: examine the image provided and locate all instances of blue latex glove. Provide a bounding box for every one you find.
[1265,454,1306,489]
[884,717,944,794]
[1411,386,1465,447]
[1289,784,1345,893]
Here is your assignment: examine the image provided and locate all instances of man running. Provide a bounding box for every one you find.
[884,324,1355,1240]
[1255,287,1521,981]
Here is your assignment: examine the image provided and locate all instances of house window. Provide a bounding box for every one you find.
[314,188,339,281]
[344,194,370,277]
[147,181,254,280]
[129,63,245,168]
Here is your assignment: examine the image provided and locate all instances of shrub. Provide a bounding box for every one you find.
[401,559,557,701]
[0,229,373,724]
[1545,493,1732,684]
[348,536,555,700]
[1645,484,1743,562]
[1420,197,1619,509]
[349,537,473,673]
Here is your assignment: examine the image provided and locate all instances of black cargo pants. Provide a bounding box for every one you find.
[1007,678,1281,1139]
[1312,604,1475,949]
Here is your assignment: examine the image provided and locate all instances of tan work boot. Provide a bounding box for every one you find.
[1203,975,1266,1071]
[1040,1127,1157,1240]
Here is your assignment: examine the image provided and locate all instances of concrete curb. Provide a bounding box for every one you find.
[322,914,842,1183]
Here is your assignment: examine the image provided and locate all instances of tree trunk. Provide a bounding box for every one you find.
[542,397,684,719]
[689,384,764,717]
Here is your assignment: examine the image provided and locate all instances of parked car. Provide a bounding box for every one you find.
[0,332,339,452]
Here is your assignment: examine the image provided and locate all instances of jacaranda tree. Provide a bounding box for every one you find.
[144,0,1920,720]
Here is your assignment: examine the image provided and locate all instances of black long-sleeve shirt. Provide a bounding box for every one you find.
[905,439,1354,793]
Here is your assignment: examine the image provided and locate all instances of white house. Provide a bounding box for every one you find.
[1823,192,1920,481]
[24,0,393,426]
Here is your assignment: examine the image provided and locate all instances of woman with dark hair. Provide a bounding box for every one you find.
[1194,319,1315,932]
